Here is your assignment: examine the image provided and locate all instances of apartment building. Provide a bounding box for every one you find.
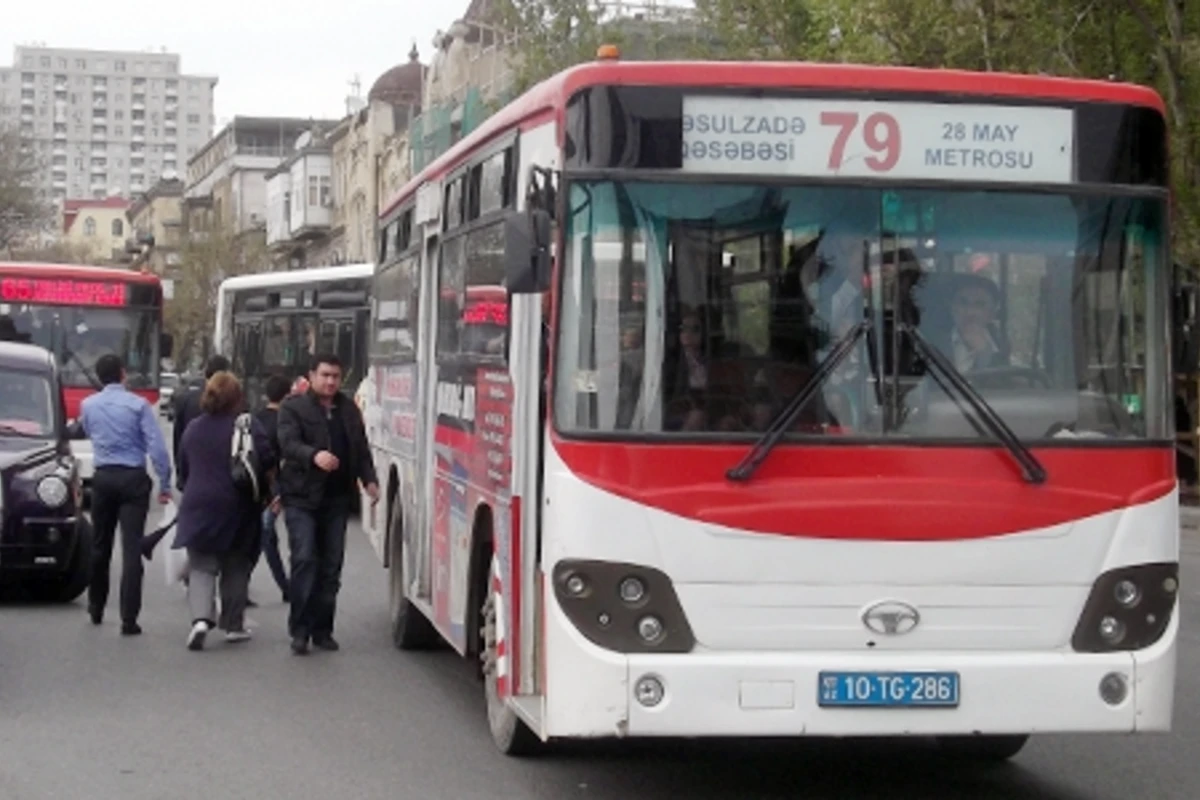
[186,116,340,237]
[0,44,217,201]
[60,196,130,262]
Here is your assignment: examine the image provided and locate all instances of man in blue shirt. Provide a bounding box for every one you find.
[80,353,172,635]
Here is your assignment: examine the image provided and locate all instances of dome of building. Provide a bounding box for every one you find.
[369,44,425,106]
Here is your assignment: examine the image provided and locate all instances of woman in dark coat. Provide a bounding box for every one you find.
[174,370,274,650]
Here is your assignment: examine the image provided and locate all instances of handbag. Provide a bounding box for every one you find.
[230,412,263,502]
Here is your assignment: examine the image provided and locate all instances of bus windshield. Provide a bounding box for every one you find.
[0,304,159,389]
[554,180,1169,443]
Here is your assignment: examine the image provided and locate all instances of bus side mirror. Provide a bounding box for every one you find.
[504,209,552,295]
[160,332,174,359]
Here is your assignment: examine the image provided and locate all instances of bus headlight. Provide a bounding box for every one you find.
[1071,562,1178,653]
[36,476,70,509]
[552,559,695,654]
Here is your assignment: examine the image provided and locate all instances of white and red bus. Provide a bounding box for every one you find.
[0,263,171,487]
[361,53,1178,760]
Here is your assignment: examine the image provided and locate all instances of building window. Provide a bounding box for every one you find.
[115,61,126,72]
[111,219,123,237]
[308,175,332,207]
[84,217,96,236]
[75,59,86,69]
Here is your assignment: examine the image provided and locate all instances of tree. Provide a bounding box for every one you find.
[490,0,713,90]
[166,225,271,370]
[489,0,611,91]
[7,240,96,265]
[0,125,51,252]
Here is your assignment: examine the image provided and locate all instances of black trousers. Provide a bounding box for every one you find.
[89,466,151,624]
[284,495,351,641]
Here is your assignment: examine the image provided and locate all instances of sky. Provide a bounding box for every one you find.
[4,0,449,125]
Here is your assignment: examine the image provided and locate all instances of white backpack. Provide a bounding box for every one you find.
[230,412,261,502]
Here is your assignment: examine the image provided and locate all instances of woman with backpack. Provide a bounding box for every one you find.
[173,370,274,650]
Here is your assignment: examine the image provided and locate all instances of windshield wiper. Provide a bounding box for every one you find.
[62,347,103,391]
[0,423,43,438]
[727,320,870,482]
[901,323,1047,485]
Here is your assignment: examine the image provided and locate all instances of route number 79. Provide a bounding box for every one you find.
[820,111,902,172]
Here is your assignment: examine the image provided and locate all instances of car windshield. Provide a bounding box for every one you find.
[555,181,1169,443]
[0,304,159,389]
[0,369,55,438]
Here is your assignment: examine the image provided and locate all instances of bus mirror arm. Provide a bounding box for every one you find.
[504,208,552,294]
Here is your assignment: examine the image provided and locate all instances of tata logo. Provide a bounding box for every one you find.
[861,600,921,636]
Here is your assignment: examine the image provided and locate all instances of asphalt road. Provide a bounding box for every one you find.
[1,479,1198,797]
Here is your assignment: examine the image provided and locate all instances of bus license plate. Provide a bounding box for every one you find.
[818,671,960,708]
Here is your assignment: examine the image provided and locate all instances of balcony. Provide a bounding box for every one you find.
[265,171,292,247]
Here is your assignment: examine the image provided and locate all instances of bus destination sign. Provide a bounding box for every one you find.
[680,97,1075,184]
[0,277,128,307]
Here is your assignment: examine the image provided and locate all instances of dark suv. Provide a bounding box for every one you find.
[0,341,91,602]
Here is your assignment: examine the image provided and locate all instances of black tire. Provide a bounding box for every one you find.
[481,554,541,756]
[388,498,437,650]
[936,734,1029,762]
[27,518,92,603]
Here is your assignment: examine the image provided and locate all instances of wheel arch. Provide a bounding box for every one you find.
[466,501,496,660]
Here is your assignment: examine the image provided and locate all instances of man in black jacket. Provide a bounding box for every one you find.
[277,353,379,655]
[172,354,231,475]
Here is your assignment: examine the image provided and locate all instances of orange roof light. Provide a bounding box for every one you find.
[597,44,620,60]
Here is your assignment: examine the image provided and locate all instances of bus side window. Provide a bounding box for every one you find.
[437,237,466,357]
[464,220,506,356]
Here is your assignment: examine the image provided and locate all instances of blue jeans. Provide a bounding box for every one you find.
[284,496,351,641]
[257,507,290,598]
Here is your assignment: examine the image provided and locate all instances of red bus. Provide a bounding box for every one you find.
[362,52,1176,760]
[0,263,171,486]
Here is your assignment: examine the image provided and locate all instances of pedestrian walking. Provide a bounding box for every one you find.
[80,354,172,635]
[173,371,274,650]
[250,374,291,603]
[172,354,231,475]
[277,354,379,655]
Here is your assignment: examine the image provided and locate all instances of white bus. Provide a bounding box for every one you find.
[213,263,373,408]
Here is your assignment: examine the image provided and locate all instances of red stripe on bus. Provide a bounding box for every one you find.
[551,437,1175,541]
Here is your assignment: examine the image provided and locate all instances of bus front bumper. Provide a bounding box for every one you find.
[544,609,1177,739]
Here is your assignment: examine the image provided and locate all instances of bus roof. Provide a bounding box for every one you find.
[381,59,1166,220]
[0,262,162,284]
[218,263,375,292]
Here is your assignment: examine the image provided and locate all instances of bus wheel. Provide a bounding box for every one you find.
[936,734,1029,762]
[388,500,436,650]
[481,554,540,756]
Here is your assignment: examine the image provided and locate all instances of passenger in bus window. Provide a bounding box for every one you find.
[662,309,710,431]
[947,273,1007,373]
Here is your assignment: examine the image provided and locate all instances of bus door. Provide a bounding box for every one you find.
[411,231,441,605]
[508,124,559,701]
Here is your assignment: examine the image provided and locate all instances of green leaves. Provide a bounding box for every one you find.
[0,126,51,251]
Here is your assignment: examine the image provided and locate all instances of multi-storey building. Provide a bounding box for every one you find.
[0,44,216,201]
[186,116,339,238]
